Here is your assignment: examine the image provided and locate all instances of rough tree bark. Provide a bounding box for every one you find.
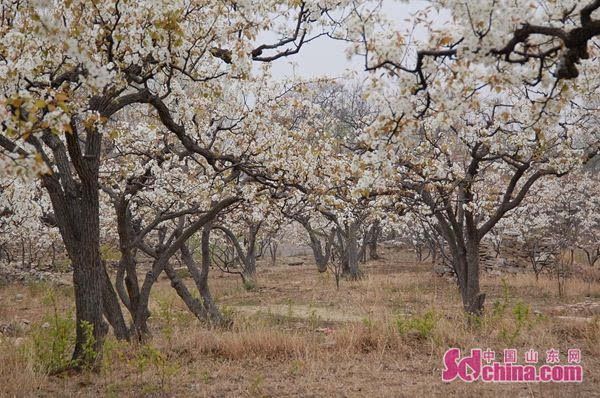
[43,171,109,364]
[102,264,130,340]
[368,220,381,260]
[131,197,238,338]
[419,144,558,314]
[159,221,225,326]
[107,188,148,339]
[336,222,362,280]
[216,222,261,286]
[0,79,160,366]
[176,223,225,326]
[268,240,278,266]
[295,215,335,273]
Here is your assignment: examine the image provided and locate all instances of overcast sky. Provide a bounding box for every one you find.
[262,0,449,80]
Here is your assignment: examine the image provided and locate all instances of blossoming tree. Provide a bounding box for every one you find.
[339,0,598,313]
[0,0,350,365]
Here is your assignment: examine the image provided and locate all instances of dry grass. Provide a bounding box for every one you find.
[0,248,599,397]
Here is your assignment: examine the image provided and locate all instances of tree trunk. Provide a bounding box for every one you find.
[50,182,110,366]
[311,242,329,273]
[358,228,369,263]
[368,220,380,260]
[113,196,144,336]
[269,241,278,266]
[216,223,259,287]
[242,223,259,286]
[21,239,25,268]
[131,197,238,338]
[101,264,130,340]
[242,256,257,287]
[32,123,116,368]
[296,216,334,273]
[451,237,485,315]
[164,261,211,322]
[133,258,159,340]
[336,228,350,275]
[436,217,485,316]
[198,224,225,325]
[309,229,334,273]
[343,223,362,280]
[176,225,224,326]
[464,238,485,314]
[70,241,107,365]
[75,192,109,364]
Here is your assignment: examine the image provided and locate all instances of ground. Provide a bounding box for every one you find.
[1,247,599,397]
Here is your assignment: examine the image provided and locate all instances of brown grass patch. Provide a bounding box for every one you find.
[1,250,599,396]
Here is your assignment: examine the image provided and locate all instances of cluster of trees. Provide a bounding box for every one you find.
[1,0,600,368]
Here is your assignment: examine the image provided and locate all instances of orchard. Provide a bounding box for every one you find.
[1,1,600,396]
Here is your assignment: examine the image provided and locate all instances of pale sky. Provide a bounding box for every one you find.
[262,1,449,80]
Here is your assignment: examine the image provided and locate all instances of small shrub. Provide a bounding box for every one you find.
[31,312,75,373]
[100,336,127,376]
[491,278,511,318]
[53,258,72,273]
[499,301,531,345]
[31,289,76,373]
[76,320,98,370]
[395,309,437,340]
[144,345,179,392]
[220,305,236,325]
[100,244,121,262]
[289,359,304,376]
[249,373,266,398]
[157,297,176,341]
[131,344,178,392]
[361,317,373,329]
[243,279,258,291]
[200,369,212,384]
